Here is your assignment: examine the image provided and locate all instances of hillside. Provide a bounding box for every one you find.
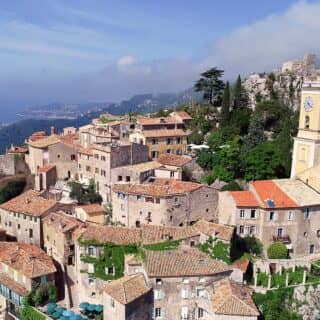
[0,88,201,153]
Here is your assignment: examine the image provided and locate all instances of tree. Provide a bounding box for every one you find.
[233,75,248,109]
[242,112,266,154]
[267,242,288,259]
[194,67,225,106]
[220,81,230,125]
[243,142,286,181]
[243,236,263,256]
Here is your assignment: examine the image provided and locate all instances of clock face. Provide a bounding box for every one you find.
[304,97,313,112]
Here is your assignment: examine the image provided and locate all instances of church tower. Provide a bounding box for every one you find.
[291,82,320,177]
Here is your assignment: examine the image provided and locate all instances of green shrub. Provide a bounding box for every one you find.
[267,242,288,259]
[20,306,45,320]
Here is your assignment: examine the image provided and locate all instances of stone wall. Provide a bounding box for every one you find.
[0,154,15,176]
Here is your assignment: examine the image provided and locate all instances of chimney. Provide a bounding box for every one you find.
[50,126,55,135]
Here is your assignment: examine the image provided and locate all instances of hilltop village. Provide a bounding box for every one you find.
[2,76,320,320]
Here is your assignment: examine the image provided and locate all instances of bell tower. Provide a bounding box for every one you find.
[291,82,320,177]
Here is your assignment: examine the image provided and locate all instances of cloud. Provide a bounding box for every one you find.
[117,55,136,67]
[205,1,320,78]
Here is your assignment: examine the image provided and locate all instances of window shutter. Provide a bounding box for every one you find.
[275,212,278,221]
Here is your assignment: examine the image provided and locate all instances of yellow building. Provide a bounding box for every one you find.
[291,82,320,177]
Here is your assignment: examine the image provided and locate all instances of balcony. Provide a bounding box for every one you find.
[273,235,291,244]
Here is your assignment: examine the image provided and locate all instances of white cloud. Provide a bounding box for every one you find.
[117,55,136,67]
[205,1,320,78]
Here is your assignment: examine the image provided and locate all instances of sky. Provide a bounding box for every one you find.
[0,0,320,122]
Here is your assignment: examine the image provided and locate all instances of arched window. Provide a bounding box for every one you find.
[305,115,310,129]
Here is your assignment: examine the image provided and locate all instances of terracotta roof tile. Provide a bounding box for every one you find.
[232,257,250,273]
[137,116,179,125]
[77,204,105,215]
[211,279,259,317]
[77,146,93,156]
[230,191,260,207]
[0,242,56,278]
[172,111,192,120]
[142,129,190,138]
[38,164,56,173]
[144,247,230,277]
[43,212,83,233]
[104,274,150,305]
[28,135,60,148]
[0,190,57,217]
[157,154,192,167]
[252,180,298,208]
[194,220,234,242]
[0,272,28,296]
[113,179,203,197]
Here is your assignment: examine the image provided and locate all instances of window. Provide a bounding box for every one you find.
[170,171,175,178]
[304,208,311,219]
[181,307,188,320]
[101,156,106,161]
[110,298,115,308]
[277,228,283,237]
[78,164,82,170]
[137,195,143,201]
[304,232,308,238]
[305,115,310,129]
[198,308,205,318]
[190,240,195,247]
[94,154,99,160]
[155,198,160,204]
[154,289,164,300]
[167,138,172,145]
[86,166,91,172]
[288,211,294,221]
[181,288,189,299]
[310,244,315,254]
[95,168,99,174]
[182,278,189,284]
[240,209,245,218]
[249,225,255,234]
[29,229,33,238]
[126,176,130,182]
[196,288,206,298]
[176,137,181,144]
[34,217,37,222]
[156,278,162,285]
[17,224,20,230]
[88,247,95,256]
[120,204,125,211]
[155,308,162,318]
[169,215,173,222]
[198,277,205,283]
[57,154,61,159]
[250,209,256,219]
[239,225,244,234]
[166,149,171,154]
[88,278,95,285]
[118,176,123,181]
[269,211,275,221]
[71,154,76,161]
[9,221,12,227]
[29,216,32,221]
[152,139,158,145]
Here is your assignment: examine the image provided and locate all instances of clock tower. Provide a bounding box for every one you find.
[291,82,320,177]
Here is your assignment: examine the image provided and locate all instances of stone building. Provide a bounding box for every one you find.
[129,112,191,159]
[27,132,79,187]
[43,211,83,266]
[124,247,259,320]
[74,204,106,224]
[0,242,56,318]
[112,178,219,227]
[219,179,320,257]
[103,274,152,320]
[0,190,58,247]
[77,141,149,203]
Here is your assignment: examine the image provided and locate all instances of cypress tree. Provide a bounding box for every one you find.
[220,81,230,126]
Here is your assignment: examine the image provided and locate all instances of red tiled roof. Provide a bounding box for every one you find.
[230,191,259,207]
[143,129,190,138]
[43,212,83,233]
[232,257,250,273]
[0,242,56,278]
[113,179,203,197]
[104,274,150,305]
[38,164,56,173]
[252,180,298,208]
[137,116,179,125]
[172,111,192,120]
[78,203,104,215]
[144,247,230,278]
[0,273,28,296]
[212,279,259,317]
[77,146,93,156]
[157,154,192,167]
[0,190,57,217]
[194,220,234,242]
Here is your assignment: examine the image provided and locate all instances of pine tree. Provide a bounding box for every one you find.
[194,67,225,106]
[220,81,230,126]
